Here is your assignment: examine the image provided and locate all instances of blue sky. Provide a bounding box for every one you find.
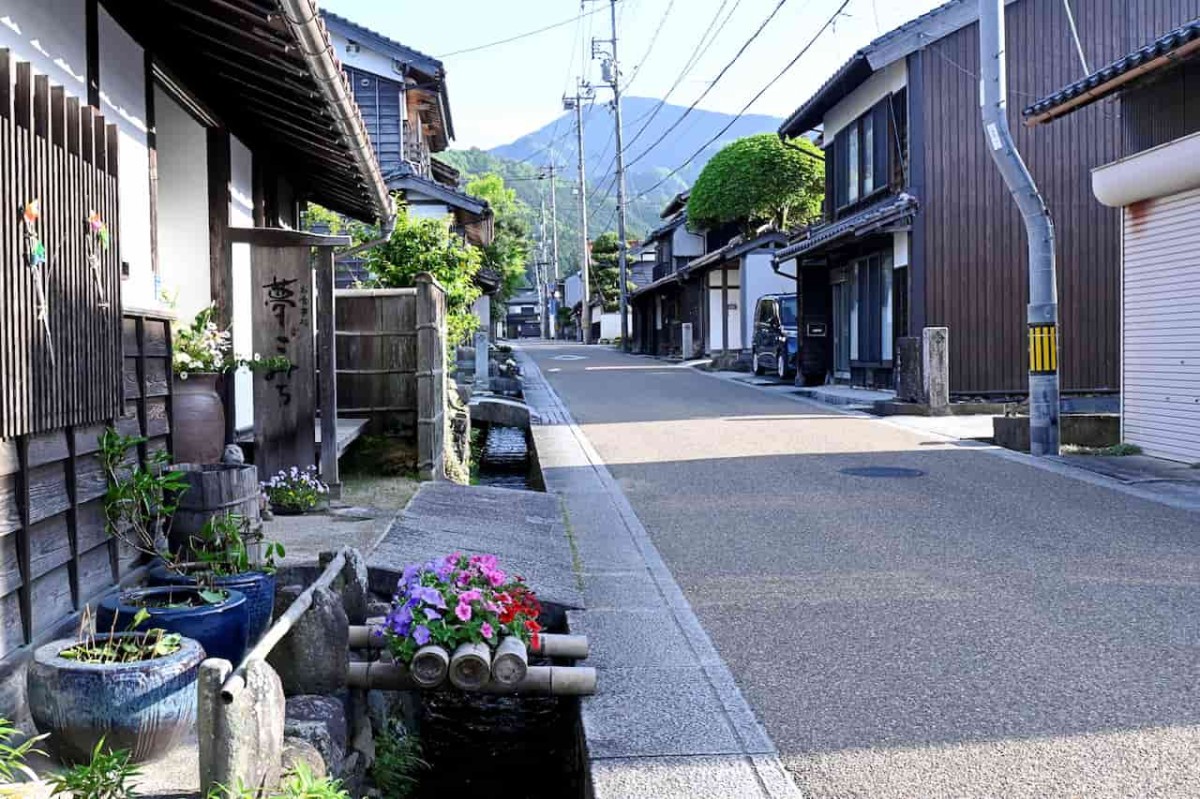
[321,0,945,150]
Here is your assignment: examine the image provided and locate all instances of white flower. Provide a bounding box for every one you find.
[179,372,189,380]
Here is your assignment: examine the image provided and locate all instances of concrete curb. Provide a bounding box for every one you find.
[517,347,804,799]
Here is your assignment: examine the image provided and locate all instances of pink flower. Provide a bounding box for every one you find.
[481,622,494,639]
[459,589,483,603]
[455,602,472,622]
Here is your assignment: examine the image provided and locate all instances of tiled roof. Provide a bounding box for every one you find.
[1023,17,1200,122]
[775,194,918,261]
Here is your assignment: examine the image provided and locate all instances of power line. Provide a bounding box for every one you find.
[624,0,679,90]
[437,7,606,58]
[623,0,793,172]
[633,0,850,201]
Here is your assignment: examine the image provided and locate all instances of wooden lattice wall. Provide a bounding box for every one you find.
[0,50,123,439]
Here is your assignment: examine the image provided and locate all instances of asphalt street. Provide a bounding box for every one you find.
[525,341,1200,799]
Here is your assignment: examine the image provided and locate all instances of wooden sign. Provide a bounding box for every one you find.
[251,245,315,478]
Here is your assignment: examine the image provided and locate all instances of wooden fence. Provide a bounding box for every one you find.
[0,309,172,715]
[0,51,123,439]
[334,275,447,480]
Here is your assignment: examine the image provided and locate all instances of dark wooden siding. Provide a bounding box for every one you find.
[346,66,403,178]
[0,309,172,721]
[1121,57,1200,154]
[912,0,1200,394]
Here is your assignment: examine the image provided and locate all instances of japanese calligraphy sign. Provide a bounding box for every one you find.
[251,245,316,477]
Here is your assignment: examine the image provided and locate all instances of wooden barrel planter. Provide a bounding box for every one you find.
[335,289,418,435]
[168,463,261,553]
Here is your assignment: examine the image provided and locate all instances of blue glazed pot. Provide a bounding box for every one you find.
[27,634,204,764]
[95,586,250,665]
[148,563,276,644]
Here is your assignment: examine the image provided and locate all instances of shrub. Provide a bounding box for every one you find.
[49,739,140,799]
[372,723,426,798]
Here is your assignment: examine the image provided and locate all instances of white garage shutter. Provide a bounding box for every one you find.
[1123,186,1200,463]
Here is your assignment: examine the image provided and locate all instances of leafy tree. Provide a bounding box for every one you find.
[687,134,824,235]
[465,173,532,302]
[590,232,635,313]
[360,205,483,344]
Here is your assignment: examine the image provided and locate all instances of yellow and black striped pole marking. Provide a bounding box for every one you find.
[1028,324,1058,374]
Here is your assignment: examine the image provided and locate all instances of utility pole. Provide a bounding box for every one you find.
[538,198,550,340]
[564,80,596,344]
[590,0,630,350]
[979,0,1059,455]
[545,163,561,339]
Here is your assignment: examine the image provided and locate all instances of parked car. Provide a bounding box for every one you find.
[751,294,799,380]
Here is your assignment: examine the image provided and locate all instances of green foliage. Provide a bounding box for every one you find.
[49,739,140,799]
[0,718,46,783]
[360,204,483,345]
[465,173,532,302]
[687,134,824,234]
[208,762,349,799]
[590,233,635,313]
[372,724,426,798]
[100,429,189,555]
[189,513,285,577]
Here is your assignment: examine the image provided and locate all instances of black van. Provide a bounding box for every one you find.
[751,293,799,380]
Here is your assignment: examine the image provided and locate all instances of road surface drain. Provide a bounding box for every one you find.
[839,466,926,478]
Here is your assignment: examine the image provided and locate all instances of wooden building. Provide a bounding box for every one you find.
[630,193,707,358]
[0,0,390,718]
[1025,18,1200,462]
[776,0,1200,395]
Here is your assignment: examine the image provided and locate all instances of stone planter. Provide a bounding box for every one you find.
[27,634,204,764]
[171,372,225,464]
[148,563,276,645]
[95,585,250,664]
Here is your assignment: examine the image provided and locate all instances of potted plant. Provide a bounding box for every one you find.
[26,611,204,764]
[100,429,255,656]
[95,585,249,665]
[260,466,329,515]
[171,305,289,464]
[149,513,284,643]
[381,553,543,668]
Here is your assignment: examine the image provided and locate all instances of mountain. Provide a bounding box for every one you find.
[440,98,783,280]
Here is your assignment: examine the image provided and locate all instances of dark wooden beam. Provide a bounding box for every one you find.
[85,0,100,108]
[207,127,235,445]
[146,51,160,278]
[228,228,351,247]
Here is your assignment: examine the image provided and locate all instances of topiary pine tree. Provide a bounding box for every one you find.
[686,134,824,236]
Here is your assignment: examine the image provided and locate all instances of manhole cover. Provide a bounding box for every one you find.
[839,466,926,478]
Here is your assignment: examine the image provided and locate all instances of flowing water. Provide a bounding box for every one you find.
[474,425,542,491]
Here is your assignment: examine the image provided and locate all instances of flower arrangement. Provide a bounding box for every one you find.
[382,553,542,663]
[261,466,328,514]
[173,305,290,379]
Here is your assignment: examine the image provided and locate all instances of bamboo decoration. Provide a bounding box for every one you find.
[448,642,491,691]
[85,211,111,308]
[490,637,529,686]
[346,662,598,696]
[348,626,590,660]
[410,645,450,688]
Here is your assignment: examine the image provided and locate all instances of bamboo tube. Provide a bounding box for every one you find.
[490,637,529,686]
[346,663,597,696]
[220,549,348,703]
[347,626,590,660]
[410,645,450,688]
[448,642,491,690]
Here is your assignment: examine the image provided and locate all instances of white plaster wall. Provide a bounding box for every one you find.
[672,225,704,258]
[154,87,211,322]
[97,9,152,309]
[599,311,629,341]
[823,60,906,140]
[0,0,87,98]
[409,202,452,222]
[329,29,405,81]
[741,252,794,346]
[230,137,254,431]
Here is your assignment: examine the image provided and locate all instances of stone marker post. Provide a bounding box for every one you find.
[681,322,693,360]
[922,327,950,412]
[474,331,489,392]
[198,658,285,795]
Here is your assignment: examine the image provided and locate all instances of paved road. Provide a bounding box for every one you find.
[525,341,1200,799]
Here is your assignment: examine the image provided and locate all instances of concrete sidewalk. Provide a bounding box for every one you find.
[519,350,802,799]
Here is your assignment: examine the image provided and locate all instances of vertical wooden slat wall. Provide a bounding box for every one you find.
[0,50,122,437]
[0,53,171,694]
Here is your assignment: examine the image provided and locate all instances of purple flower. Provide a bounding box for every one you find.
[417,586,447,609]
[387,605,412,637]
[423,607,442,621]
[455,602,472,622]
[413,625,431,646]
[481,622,494,640]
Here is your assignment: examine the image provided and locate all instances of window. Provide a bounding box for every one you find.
[779,296,798,327]
[835,98,893,210]
[850,252,894,364]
